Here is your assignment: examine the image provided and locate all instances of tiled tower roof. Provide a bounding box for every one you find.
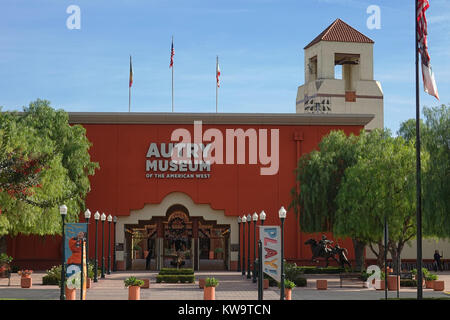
[304,19,374,49]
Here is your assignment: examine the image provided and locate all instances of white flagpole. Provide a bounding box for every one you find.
[216,56,218,113]
[172,36,174,112]
[129,55,132,112]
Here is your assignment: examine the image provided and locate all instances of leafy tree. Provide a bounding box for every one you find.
[421,105,449,238]
[335,130,424,270]
[0,99,99,253]
[290,130,366,270]
[397,105,449,239]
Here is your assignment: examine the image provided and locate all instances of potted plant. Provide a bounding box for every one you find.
[375,271,386,290]
[284,280,296,300]
[425,273,438,289]
[204,277,219,300]
[18,269,33,288]
[0,253,13,278]
[124,276,144,300]
[65,276,80,300]
[133,244,142,259]
[214,248,224,260]
[411,268,427,287]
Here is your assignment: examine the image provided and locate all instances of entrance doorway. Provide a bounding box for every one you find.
[124,204,230,271]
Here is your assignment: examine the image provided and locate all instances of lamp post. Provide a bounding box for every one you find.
[258,210,266,285]
[59,205,67,300]
[113,216,117,272]
[260,210,266,226]
[93,211,100,282]
[241,215,246,276]
[247,214,251,279]
[84,209,91,279]
[252,212,258,283]
[107,214,112,275]
[101,213,106,279]
[279,206,287,300]
[237,217,241,272]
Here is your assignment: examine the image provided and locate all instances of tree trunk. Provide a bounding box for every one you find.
[0,236,7,255]
[369,241,386,268]
[352,239,366,272]
[389,243,404,274]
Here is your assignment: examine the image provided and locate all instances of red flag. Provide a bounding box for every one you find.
[170,39,174,68]
[417,0,439,100]
[216,60,221,88]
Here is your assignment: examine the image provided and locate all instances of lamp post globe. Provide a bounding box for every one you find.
[237,217,241,272]
[278,206,287,300]
[113,216,117,272]
[93,211,100,282]
[252,212,258,283]
[84,209,91,278]
[259,210,266,226]
[100,213,106,278]
[246,214,251,279]
[107,214,112,274]
[241,215,246,275]
[59,205,67,300]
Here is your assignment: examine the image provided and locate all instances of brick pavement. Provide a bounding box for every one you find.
[1,271,449,300]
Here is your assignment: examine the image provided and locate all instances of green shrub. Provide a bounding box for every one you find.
[284,279,296,289]
[205,277,219,287]
[124,276,144,287]
[425,273,438,281]
[42,275,60,285]
[400,279,417,287]
[156,275,195,283]
[159,268,194,275]
[296,266,344,274]
[43,265,62,286]
[0,253,13,265]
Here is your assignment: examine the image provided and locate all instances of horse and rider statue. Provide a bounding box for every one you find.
[304,235,352,268]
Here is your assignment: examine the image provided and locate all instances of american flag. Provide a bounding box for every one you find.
[417,0,439,100]
[170,39,174,68]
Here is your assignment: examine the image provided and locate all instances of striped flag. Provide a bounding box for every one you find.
[417,0,439,100]
[129,55,133,88]
[216,59,221,88]
[170,39,174,68]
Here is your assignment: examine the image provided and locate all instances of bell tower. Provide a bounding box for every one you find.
[296,19,383,130]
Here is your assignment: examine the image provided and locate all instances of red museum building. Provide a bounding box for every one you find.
[6,112,373,271]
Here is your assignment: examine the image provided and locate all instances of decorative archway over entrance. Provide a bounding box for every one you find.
[115,192,235,271]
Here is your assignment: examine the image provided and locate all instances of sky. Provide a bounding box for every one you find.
[0,0,448,134]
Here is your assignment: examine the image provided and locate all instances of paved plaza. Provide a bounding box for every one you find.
[1,271,449,300]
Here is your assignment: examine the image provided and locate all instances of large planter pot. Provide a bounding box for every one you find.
[433,281,445,292]
[204,286,216,300]
[209,251,214,260]
[86,278,92,289]
[375,280,385,290]
[285,288,292,300]
[263,279,269,290]
[387,275,400,291]
[141,279,150,289]
[425,280,435,289]
[316,280,327,290]
[199,278,206,289]
[0,265,9,278]
[65,286,76,300]
[128,286,141,300]
[21,277,32,288]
